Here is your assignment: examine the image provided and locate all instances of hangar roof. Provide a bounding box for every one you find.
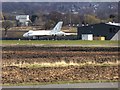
[79,22,120,28]
[106,22,120,26]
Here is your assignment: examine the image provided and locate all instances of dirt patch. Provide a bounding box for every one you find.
[2,46,119,84]
[2,66,118,84]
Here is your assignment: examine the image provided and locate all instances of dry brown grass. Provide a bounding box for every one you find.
[3,60,119,68]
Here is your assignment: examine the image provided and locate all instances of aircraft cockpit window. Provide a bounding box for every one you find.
[28,32,33,34]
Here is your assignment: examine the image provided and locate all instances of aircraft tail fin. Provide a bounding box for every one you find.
[51,21,63,33]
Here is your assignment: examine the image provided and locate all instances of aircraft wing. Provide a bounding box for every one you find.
[65,33,77,35]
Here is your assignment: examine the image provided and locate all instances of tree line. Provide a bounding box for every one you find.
[2,11,118,36]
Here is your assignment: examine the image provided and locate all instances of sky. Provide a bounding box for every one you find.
[1,0,120,2]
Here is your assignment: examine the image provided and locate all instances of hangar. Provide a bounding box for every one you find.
[77,22,120,40]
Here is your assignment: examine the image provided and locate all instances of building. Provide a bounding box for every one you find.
[77,22,120,40]
[16,15,30,26]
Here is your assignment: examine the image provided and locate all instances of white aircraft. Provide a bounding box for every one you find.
[23,21,75,39]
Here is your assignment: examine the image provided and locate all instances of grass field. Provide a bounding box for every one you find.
[2,45,119,85]
[5,60,119,68]
[1,40,119,46]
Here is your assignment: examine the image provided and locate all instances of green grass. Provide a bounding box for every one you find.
[1,40,119,46]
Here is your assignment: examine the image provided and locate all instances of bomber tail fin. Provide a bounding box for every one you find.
[51,21,63,33]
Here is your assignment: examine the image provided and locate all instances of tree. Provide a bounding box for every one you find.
[2,20,13,37]
[49,11,63,23]
[109,14,115,19]
[3,13,15,20]
[109,14,118,22]
[30,15,38,24]
[44,20,55,30]
[84,14,101,25]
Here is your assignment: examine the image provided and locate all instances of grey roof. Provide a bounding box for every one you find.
[79,22,120,28]
[106,22,120,27]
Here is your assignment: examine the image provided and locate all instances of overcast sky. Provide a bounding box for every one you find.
[1,0,120,2]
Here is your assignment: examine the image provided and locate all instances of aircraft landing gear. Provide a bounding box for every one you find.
[53,35,57,40]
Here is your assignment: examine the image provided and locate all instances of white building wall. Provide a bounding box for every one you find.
[16,15,30,26]
[82,34,93,40]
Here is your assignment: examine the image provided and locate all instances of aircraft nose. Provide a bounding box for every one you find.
[23,33,27,37]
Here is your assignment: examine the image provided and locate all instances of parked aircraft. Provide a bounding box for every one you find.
[23,21,75,39]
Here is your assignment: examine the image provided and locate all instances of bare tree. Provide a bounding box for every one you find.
[2,20,13,37]
[84,14,101,25]
[44,20,55,30]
